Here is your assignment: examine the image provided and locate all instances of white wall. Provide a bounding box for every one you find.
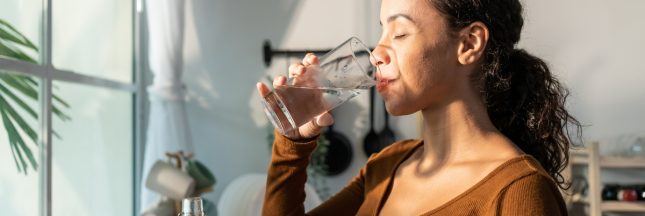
[520,0,645,146]
[181,0,645,206]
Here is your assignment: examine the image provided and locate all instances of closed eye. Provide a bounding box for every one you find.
[393,34,408,39]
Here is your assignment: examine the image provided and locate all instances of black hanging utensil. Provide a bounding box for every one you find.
[363,87,381,157]
[377,101,396,150]
[322,124,353,176]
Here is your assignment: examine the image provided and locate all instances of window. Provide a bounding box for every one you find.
[52,0,133,83]
[0,0,142,215]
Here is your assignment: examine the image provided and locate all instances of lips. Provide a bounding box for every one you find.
[376,78,396,93]
[375,69,398,93]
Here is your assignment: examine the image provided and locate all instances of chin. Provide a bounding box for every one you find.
[384,98,418,116]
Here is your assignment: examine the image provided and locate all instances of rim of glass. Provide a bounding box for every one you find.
[348,37,376,79]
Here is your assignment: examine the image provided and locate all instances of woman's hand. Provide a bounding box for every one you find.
[256,53,335,140]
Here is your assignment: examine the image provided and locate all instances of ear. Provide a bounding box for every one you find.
[457,21,489,65]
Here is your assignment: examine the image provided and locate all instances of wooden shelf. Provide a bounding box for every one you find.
[570,153,645,168]
[601,201,645,212]
[600,158,645,168]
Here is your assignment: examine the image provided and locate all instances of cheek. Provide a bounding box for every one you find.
[386,45,456,115]
[384,50,432,115]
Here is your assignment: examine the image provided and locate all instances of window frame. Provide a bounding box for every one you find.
[0,0,144,215]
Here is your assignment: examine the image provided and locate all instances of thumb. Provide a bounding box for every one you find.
[297,112,334,138]
[314,112,334,127]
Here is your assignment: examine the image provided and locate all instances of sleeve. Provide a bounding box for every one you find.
[262,131,367,216]
[306,163,366,215]
[497,174,568,216]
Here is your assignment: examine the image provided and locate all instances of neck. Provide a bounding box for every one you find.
[419,88,504,167]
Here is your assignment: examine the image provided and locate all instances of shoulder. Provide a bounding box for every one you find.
[479,154,553,183]
[491,156,567,215]
[489,155,562,196]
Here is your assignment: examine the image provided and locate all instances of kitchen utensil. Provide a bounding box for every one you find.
[363,87,380,157]
[377,101,396,151]
[322,124,353,176]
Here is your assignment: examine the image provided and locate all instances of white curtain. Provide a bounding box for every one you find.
[140,0,192,212]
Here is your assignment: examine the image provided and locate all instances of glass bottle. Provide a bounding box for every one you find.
[178,197,205,216]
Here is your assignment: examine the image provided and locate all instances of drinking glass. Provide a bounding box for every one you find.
[262,37,377,134]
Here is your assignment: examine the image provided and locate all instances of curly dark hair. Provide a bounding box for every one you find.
[430,0,582,190]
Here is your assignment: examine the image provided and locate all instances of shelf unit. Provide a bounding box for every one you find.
[570,142,645,215]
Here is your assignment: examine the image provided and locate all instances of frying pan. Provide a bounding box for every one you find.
[322,124,353,176]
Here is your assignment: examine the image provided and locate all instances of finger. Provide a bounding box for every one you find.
[297,112,334,138]
[256,82,271,97]
[315,112,334,127]
[302,53,319,66]
[273,76,287,88]
[288,63,305,78]
[298,120,323,139]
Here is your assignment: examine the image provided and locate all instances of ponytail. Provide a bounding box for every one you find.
[483,48,581,190]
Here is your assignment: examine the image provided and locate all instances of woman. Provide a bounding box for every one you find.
[256,0,581,215]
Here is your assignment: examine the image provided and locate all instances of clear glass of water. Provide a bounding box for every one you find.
[262,37,377,134]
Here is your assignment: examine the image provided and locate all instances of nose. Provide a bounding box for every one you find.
[370,45,391,67]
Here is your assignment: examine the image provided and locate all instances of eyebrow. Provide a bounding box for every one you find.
[379,13,416,26]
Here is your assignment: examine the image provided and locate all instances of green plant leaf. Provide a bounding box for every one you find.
[1,74,69,121]
[0,19,37,51]
[53,131,61,139]
[0,27,37,52]
[53,94,70,108]
[0,41,37,63]
[0,97,24,172]
[14,129,37,171]
[0,83,37,119]
[14,75,39,91]
[6,120,23,173]
[23,76,38,86]
[1,108,29,174]
[10,122,37,171]
[0,74,38,100]
[0,94,37,144]
[1,104,38,172]
[52,106,70,121]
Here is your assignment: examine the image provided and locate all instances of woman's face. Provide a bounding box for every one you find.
[374,0,464,116]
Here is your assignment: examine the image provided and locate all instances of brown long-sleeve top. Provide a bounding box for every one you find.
[263,131,568,215]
